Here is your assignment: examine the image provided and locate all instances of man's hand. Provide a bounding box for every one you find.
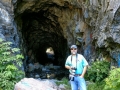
[80,75,84,78]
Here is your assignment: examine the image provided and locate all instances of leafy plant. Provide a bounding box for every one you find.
[104,68,120,90]
[0,38,25,90]
[87,81,105,90]
[85,59,110,82]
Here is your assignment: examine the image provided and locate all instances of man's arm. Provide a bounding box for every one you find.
[65,56,71,70]
[65,65,71,70]
[80,65,88,78]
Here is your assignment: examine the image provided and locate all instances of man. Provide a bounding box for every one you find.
[65,45,88,90]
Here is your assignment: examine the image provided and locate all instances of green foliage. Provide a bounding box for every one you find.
[104,68,120,90]
[85,59,110,82]
[56,77,71,90]
[87,81,105,90]
[0,38,25,90]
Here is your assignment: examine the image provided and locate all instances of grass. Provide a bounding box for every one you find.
[56,77,105,90]
[56,77,71,90]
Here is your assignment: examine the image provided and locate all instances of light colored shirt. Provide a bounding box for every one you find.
[65,54,88,74]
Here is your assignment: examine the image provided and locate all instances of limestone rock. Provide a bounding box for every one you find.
[14,78,57,90]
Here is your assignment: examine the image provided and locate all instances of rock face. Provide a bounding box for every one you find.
[14,78,60,90]
[14,78,66,90]
[0,0,120,72]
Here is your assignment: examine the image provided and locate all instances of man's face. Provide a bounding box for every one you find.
[70,48,77,55]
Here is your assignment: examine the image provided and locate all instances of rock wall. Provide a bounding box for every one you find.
[0,0,19,47]
[0,0,120,67]
[81,0,120,66]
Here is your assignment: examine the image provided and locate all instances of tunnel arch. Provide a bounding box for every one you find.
[15,5,69,67]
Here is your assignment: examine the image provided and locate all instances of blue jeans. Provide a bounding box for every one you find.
[70,76,87,90]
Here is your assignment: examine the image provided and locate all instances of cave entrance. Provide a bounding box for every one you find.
[15,8,69,78]
[20,10,68,65]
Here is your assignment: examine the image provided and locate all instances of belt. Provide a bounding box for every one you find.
[74,74,81,76]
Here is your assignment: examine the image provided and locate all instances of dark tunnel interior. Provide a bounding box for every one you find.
[14,1,72,78]
[19,10,68,67]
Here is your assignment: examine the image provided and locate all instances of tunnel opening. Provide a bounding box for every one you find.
[46,47,55,64]
[15,7,69,79]
[21,10,68,64]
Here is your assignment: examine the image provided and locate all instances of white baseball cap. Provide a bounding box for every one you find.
[70,45,77,48]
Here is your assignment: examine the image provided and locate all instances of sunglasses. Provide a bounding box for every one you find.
[71,48,77,50]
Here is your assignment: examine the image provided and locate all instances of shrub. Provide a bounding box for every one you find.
[85,59,110,82]
[87,81,105,90]
[0,38,25,90]
[104,68,120,90]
